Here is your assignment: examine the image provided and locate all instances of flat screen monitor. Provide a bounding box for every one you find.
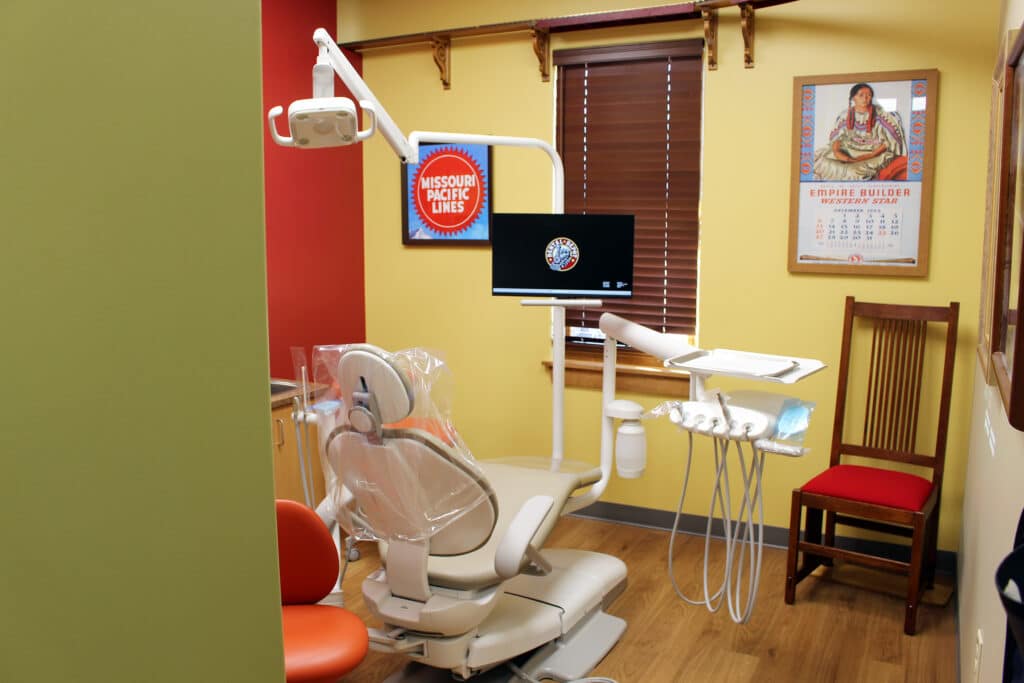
[491,213,635,298]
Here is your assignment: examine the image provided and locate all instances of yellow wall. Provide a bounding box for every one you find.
[1,2,283,680]
[344,0,998,552]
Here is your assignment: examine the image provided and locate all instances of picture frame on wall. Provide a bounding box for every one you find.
[787,69,938,276]
[401,143,493,245]
[989,28,1024,429]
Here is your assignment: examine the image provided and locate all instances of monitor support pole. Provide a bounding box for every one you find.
[521,299,603,469]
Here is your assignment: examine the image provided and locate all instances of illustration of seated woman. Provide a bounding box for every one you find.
[813,82,908,181]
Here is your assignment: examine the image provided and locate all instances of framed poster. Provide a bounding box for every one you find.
[788,69,938,276]
[401,143,492,245]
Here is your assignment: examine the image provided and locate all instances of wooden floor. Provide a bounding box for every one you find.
[333,516,957,682]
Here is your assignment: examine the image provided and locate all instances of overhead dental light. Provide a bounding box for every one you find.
[267,38,379,149]
[267,97,376,148]
[267,29,415,160]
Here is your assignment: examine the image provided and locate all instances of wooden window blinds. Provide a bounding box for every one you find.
[555,40,703,341]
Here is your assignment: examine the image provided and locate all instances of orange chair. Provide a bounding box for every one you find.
[784,296,959,635]
[276,499,368,682]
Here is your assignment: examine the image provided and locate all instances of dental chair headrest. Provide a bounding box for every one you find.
[338,345,415,434]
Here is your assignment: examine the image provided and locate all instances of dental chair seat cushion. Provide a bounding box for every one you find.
[381,461,597,590]
[281,604,369,683]
[802,464,933,511]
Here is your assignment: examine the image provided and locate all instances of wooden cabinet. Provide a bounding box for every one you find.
[271,402,326,505]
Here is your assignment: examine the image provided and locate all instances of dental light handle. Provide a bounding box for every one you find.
[356,100,377,142]
[267,106,293,146]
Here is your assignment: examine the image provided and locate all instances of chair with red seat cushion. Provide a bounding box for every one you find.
[784,296,959,635]
[276,499,368,682]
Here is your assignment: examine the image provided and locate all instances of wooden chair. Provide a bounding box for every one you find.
[784,296,959,635]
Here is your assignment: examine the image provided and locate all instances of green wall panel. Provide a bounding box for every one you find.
[0,2,283,681]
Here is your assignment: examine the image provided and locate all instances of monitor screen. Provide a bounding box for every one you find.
[491,213,635,298]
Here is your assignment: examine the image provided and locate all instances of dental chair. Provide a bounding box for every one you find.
[319,344,627,682]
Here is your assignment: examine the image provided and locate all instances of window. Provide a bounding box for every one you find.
[555,40,703,370]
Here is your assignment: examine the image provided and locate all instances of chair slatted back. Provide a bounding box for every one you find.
[863,316,928,453]
[830,297,959,486]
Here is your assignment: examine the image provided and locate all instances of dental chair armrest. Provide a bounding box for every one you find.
[494,495,555,580]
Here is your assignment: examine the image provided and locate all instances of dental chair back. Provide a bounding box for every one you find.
[337,346,497,551]
[324,345,505,627]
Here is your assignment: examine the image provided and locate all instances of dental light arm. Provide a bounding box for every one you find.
[310,28,415,161]
[268,30,566,208]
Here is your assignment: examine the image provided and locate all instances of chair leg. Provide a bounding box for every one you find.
[804,506,824,571]
[923,513,939,589]
[905,513,926,636]
[823,510,837,567]
[785,490,802,604]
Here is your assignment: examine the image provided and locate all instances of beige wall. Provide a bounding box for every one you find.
[344,0,998,554]
[958,2,1024,681]
[961,367,1024,683]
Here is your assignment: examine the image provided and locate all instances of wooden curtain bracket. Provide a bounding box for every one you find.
[431,36,451,89]
[740,3,755,68]
[702,9,718,71]
[531,28,551,82]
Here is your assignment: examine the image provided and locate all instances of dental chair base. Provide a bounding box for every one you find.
[367,548,626,681]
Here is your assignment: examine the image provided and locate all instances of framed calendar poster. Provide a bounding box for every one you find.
[788,69,938,276]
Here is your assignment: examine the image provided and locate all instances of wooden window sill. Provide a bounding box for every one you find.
[543,357,690,396]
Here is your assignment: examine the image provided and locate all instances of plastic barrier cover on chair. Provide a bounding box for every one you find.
[312,345,490,544]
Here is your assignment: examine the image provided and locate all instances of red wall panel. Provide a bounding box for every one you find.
[262,0,365,380]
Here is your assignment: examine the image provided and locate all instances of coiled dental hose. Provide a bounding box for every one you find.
[667,426,768,624]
